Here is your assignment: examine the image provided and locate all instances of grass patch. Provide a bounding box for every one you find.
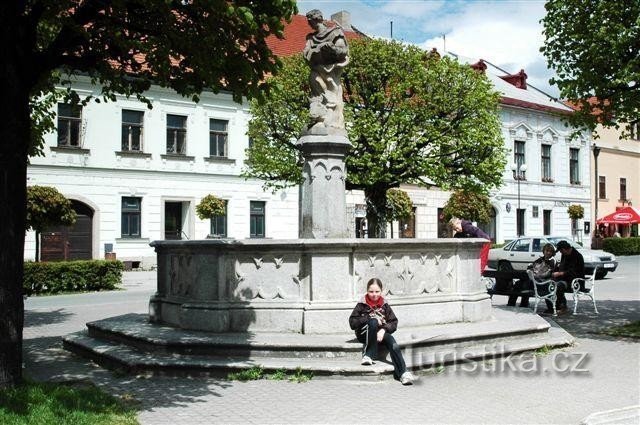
[267,369,287,381]
[600,321,640,339]
[0,380,138,425]
[227,366,313,383]
[227,366,264,381]
[534,345,552,357]
[288,367,313,383]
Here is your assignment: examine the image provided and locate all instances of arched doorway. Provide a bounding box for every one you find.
[41,200,94,261]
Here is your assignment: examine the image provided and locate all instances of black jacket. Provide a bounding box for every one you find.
[349,298,398,334]
[557,249,585,283]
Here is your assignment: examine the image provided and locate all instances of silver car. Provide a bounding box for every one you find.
[487,236,618,279]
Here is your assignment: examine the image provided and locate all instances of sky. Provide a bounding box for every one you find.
[297,0,559,97]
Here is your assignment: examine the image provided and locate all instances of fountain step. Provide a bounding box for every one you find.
[62,309,574,377]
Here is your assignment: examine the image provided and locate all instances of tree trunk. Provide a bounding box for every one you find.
[0,4,30,388]
[35,231,40,263]
[365,186,388,238]
[0,105,28,388]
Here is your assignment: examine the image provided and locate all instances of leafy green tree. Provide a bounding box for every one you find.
[26,185,77,262]
[0,0,296,388]
[386,188,414,238]
[541,0,640,134]
[244,39,506,237]
[442,190,493,224]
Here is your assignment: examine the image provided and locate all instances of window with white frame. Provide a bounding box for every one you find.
[210,200,228,237]
[599,176,606,199]
[541,144,552,181]
[250,201,265,238]
[166,114,187,155]
[569,148,580,184]
[121,197,141,238]
[620,178,627,201]
[514,140,526,179]
[57,103,82,147]
[209,119,228,157]
[121,110,144,151]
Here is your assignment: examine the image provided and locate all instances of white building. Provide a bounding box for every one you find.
[26,15,592,266]
[27,77,299,267]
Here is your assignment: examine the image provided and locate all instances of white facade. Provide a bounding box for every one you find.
[27,61,592,265]
[26,77,299,266]
[490,105,592,243]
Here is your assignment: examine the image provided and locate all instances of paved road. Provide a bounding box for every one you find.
[24,258,640,424]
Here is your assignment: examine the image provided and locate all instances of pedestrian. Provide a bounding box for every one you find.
[349,278,415,385]
[547,240,585,314]
[448,216,491,271]
[509,243,556,307]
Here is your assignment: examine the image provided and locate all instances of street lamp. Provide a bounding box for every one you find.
[593,144,600,236]
[511,162,527,236]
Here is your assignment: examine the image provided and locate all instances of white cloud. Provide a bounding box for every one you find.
[296,0,559,96]
[417,1,558,95]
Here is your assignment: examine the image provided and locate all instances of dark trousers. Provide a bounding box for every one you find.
[357,318,407,379]
[507,279,531,307]
[545,280,568,310]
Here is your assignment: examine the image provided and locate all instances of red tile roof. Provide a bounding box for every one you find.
[501,96,572,115]
[266,14,363,57]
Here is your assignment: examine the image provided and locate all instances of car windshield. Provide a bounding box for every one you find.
[547,237,582,250]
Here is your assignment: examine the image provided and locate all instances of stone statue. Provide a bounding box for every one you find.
[303,9,349,134]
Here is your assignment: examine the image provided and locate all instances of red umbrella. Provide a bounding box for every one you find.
[597,206,640,224]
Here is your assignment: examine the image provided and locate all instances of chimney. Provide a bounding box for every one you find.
[499,69,528,89]
[331,10,352,31]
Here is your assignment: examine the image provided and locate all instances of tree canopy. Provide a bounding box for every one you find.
[26,185,77,233]
[541,0,640,133]
[0,0,297,388]
[244,38,506,236]
[442,190,493,224]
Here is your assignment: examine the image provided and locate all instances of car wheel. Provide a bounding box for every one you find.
[595,271,608,279]
[497,261,513,272]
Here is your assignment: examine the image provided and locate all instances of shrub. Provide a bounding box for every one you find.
[23,260,124,296]
[602,237,640,256]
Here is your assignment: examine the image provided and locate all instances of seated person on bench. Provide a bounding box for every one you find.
[546,240,585,314]
[508,243,556,307]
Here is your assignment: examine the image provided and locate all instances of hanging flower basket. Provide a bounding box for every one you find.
[196,194,226,220]
[567,204,584,220]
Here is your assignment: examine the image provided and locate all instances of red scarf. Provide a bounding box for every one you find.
[365,294,384,309]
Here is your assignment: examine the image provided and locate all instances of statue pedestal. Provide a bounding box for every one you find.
[298,132,351,239]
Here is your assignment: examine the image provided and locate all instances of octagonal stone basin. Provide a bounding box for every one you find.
[149,238,491,334]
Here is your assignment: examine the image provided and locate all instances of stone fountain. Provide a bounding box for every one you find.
[63,11,572,376]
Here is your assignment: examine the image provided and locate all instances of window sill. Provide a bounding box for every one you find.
[50,146,90,154]
[161,154,195,161]
[116,237,150,243]
[116,151,152,158]
[204,156,236,164]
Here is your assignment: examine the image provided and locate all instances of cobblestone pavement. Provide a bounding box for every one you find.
[23,260,640,424]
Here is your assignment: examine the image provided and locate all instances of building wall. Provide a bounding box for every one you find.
[591,124,640,236]
[26,78,299,266]
[489,105,592,244]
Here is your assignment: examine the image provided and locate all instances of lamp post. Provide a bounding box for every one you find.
[593,144,600,236]
[511,162,527,236]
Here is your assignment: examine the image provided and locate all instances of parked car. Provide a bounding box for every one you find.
[487,236,617,279]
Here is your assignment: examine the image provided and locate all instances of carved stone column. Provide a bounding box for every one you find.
[298,131,351,238]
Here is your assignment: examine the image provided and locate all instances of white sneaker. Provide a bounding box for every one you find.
[400,371,414,385]
[361,355,374,365]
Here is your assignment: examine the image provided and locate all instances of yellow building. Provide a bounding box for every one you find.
[591,121,640,238]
